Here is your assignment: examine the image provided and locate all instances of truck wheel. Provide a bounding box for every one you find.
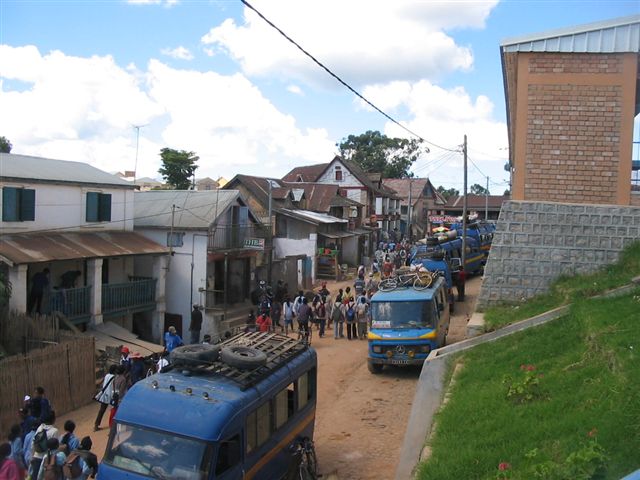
[170,344,221,366]
[220,346,267,369]
[368,360,383,374]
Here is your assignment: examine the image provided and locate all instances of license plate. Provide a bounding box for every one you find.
[389,359,409,365]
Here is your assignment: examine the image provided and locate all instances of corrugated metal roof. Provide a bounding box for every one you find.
[0,231,167,265]
[0,153,134,187]
[279,208,348,224]
[134,190,240,229]
[501,15,640,53]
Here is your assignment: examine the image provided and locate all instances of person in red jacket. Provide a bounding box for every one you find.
[256,312,272,332]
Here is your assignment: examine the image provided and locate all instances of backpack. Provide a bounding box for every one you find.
[43,453,62,480]
[33,428,48,454]
[63,452,83,479]
[346,307,355,322]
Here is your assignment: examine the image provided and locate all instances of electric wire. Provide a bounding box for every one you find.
[240,0,460,154]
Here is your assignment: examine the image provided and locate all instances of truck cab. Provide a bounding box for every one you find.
[367,276,450,374]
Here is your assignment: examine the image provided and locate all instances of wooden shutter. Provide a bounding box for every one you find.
[2,187,18,221]
[86,192,99,222]
[99,193,112,221]
[19,189,35,221]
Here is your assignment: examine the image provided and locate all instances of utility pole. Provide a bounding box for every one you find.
[168,204,176,271]
[407,178,412,242]
[462,135,468,270]
[132,124,146,185]
[267,179,273,285]
[485,175,489,221]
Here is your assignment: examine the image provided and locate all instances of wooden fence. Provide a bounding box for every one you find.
[0,311,96,435]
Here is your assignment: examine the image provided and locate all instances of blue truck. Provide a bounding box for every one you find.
[367,276,450,373]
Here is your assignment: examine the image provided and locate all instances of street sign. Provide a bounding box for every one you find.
[243,238,265,250]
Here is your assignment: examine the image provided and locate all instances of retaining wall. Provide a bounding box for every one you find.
[478,200,640,308]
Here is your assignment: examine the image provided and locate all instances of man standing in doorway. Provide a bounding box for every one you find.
[28,268,50,314]
[190,305,203,344]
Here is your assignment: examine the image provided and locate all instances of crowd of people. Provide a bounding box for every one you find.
[1,387,98,480]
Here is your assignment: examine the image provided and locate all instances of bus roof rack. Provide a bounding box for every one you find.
[166,331,309,391]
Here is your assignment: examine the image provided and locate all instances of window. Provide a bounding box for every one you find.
[167,232,185,247]
[297,369,315,409]
[86,192,112,222]
[2,187,35,222]
[246,401,271,453]
[335,166,343,181]
[215,434,241,476]
[274,384,294,429]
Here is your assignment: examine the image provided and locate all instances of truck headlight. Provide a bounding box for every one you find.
[420,345,431,353]
[372,346,382,354]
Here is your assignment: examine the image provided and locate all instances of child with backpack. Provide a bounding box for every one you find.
[30,411,58,479]
[36,438,66,480]
[67,436,97,480]
[343,287,357,340]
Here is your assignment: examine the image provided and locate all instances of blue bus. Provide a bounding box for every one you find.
[99,332,317,480]
[412,232,484,275]
[367,276,450,373]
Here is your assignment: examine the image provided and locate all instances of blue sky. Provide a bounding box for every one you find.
[1,0,638,193]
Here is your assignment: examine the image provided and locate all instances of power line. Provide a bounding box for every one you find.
[240,0,460,154]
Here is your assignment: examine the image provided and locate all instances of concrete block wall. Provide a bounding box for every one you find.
[477,200,640,309]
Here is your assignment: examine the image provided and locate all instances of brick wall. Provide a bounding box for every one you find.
[477,200,640,308]
[528,54,623,74]
[524,81,622,204]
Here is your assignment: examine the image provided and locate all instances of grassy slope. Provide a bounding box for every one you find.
[418,290,640,479]
[484,241,640,331]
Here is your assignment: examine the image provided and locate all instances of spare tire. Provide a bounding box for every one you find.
[170,344,221,366]
[220,346,267,369]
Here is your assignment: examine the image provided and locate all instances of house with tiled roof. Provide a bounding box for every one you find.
[281,163,330,183]
[382,178,447,239]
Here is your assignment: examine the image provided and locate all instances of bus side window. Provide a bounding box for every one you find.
[215,434,241,476]
[297,368,317,410]
[274,384,294,430]
[246,402,271,454]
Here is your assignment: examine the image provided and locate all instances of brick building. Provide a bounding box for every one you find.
[501,15,639,206]
[479,16,640,308]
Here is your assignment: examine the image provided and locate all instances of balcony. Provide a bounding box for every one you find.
[208,224,268,251]
[102,278,157,318]
[46,286,91,324]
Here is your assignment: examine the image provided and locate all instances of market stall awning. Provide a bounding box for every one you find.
[319,231,357,239]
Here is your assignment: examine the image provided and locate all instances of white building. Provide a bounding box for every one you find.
[134,189,264,339]
[0,153,168,341]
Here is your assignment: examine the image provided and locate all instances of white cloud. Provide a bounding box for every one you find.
[0,45,336,181]
[286,84,303,96]
[201,0,498,87]
[160,46,194,61]
[127,0,179,6]
[362,79,508,188]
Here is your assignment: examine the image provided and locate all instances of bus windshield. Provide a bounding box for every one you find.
[370,301,434,329]
[103,422,212,480]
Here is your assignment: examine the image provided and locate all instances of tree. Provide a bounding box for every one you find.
[436,186,459,199]
[158,148,199,190]
[0,136,13,153]
[470,183,490,195]
[337,130,426,178]
[503,189,511,196]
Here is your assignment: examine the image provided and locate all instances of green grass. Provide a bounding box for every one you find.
[417,289,640,480]
[484,241,640,331]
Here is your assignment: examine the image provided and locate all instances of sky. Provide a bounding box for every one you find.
[1,0,638,194]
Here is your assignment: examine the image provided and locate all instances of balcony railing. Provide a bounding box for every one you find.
[102,278,157,317]
[46,286,92,323]
[208,224,268,251]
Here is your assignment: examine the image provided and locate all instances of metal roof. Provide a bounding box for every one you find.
[0,231,167,266]
[0,153,134,187]
[279,208,348,224]
[501,15,640,53]
[134,190,240,229]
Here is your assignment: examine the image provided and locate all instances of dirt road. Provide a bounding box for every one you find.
[58,276,482,479]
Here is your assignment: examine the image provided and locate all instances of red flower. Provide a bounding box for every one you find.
[587,428,598,438]
[498,462,511,471]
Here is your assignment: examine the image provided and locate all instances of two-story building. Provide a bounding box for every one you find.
[134,189,265,338]
[0,153,168,341]
[382,178,447,240]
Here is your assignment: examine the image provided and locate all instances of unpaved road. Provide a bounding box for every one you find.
[58,276,482,479]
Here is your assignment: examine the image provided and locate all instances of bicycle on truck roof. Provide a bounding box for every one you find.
[99,331,318,480]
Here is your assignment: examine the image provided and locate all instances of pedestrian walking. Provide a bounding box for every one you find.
[93,365,116,432]
[156,351,169,373]
[8,424,26,476]
[30,411,59,478]
[314,298,326,338]
[332,299,343,339]
[0,442,22,480]
[256,311,272,332]
[456,268,466,302]
[282,297,294,335]
[108,365,128,428]
[30,387,52,423]
[296,297,312,338]
[129,353,145,385]
[59,420,79,451]
[356,296,369,339]
[66,436,98,480]
[36,437,65,480]
[23,420,40,473]
[189,305,203,344]
[342,287,357,340]
[271,300,282,331]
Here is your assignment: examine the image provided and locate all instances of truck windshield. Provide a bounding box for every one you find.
[370,301,434,329]
[103,422,212,479]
